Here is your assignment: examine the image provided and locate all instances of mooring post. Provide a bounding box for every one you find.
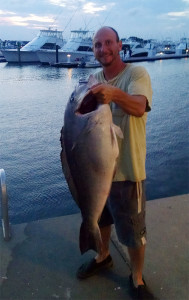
[17,41,21,63]
[0,169,11,241]
[56,45,59,63]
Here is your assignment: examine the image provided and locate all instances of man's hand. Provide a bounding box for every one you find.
[86,83,147,117]
[90,83,116,104]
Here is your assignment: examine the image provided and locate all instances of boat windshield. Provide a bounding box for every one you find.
[38,30,63,39]
[70,30,94,40]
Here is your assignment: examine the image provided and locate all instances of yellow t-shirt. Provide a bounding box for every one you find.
[94,63,152,182]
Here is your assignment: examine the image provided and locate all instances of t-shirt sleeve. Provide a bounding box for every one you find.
[128,66,152,111]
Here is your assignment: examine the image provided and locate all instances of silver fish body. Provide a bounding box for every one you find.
[60,76,121,254]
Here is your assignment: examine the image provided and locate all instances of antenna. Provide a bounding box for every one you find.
[51,5,79,34]
[100,10,112,27]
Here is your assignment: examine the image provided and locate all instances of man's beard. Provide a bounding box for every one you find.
[100,60,113,67]
[98,50,120,67]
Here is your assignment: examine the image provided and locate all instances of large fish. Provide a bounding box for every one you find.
[60,75,123,255]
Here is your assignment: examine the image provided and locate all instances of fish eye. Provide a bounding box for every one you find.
[70,92,75,102]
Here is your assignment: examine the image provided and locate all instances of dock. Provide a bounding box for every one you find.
[0,194,188,299]
[50,62,79,68]
[123,53,189,63]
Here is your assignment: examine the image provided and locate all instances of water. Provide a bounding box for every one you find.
[0,59,188,224]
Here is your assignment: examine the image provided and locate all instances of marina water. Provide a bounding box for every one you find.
[0,59,188,224]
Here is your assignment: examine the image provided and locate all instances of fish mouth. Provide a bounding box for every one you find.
[76,91,98,115]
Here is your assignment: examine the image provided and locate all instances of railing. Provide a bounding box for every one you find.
[0,169,11,241]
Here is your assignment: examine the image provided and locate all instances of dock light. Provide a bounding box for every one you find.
[67,54,71,63]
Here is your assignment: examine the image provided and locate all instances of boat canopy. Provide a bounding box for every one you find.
[69,30,94,39]
[62,30,94,52]
[21,29,64,51]
[38,30,63,39]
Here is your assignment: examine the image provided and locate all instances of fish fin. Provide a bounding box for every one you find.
[110,124,123,148]
[79,222,103,255]
[112,124,124,139]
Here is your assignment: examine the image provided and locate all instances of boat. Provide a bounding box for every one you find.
[1,29,65,63]
[78,58,101,68]
[51,61,79,68]
[176,38,189,55]
[37,30,95,65]
[143,40,160,57]
[156,39,176,56]
[0,50,6,62]
[121,39,149,59]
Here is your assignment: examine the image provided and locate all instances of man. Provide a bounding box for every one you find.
[77,26,155,300]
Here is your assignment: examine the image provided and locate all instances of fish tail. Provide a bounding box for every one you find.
[79,221,103,255]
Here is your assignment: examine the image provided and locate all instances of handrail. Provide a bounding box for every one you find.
[0,169,11,241]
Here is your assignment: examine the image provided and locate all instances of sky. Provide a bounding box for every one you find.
[0,0,189,42]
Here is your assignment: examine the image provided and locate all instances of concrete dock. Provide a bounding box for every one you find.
[0,194,188,300]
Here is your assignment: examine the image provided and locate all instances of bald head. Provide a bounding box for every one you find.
[93,27,120,43]
[92,26,123,68]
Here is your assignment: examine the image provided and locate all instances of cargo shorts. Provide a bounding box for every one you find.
[98,181,147,248]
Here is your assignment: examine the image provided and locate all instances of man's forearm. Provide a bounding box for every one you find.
[112,87,147,117]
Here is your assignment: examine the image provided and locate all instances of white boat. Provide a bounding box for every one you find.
[144,41,160,57]
[156,39,176,56]
[1,29,65,63]
[79,61,101,68]
[78,57,101,68]
[121,40,149,58]
[37,30,95,65]
[176,38,189,55]
[0,50,6,62]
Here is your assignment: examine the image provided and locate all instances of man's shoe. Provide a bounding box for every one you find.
[129,274,158,299]
[76,255,113,279]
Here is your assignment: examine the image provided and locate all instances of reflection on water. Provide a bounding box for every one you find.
[0,59,188,224]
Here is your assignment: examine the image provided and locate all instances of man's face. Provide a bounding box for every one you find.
[93,28,122,67]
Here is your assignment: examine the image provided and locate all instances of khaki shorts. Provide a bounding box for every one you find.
[99,181,147,248]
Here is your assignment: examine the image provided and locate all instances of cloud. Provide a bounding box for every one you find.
[159,9,189,21]
[0,10,16,15]
[48,0,114,13]
[83,2,107,14]
[167,10,189,17]
[48,0,66,7]
[0,11,54,28]
[49,0,85,7]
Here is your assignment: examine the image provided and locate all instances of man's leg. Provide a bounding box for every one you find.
[76,224,113,279]
[128,244,145,287]
[76,206,113,280]
[95,225,111,262]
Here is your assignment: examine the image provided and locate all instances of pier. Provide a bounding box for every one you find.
[48,53,189,68]
[0,194,188,299]
[123,53,189,63]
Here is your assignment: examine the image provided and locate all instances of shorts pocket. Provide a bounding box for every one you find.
[130,211,146,238]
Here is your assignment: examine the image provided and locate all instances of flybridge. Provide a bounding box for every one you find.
[69,30,94,39]
[38,29,64,39]
[62,30,94,52]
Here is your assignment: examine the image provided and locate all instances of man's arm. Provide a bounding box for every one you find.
[90,84,147,117]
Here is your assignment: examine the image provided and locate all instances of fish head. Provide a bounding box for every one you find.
[67,74,100,114]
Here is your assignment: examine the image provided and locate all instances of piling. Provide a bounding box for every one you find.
[17,42,21,63]
[56,45,59,63]
[0,169,11,241]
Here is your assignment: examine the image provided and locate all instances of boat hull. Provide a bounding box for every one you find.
[131,51,148,57]
[1,49,40,63]
[37,50,94,64]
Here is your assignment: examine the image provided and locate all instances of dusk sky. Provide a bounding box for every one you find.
[0,0,189,42]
